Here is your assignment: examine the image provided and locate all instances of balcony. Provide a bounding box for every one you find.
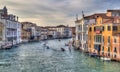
[95,30,102,34]
[94,42,101,44]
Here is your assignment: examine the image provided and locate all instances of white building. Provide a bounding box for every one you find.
[64,26,72,38]
[40,28,48,40]
[47,25,72,38]
[0,6,21,45]
[47,30,58,39]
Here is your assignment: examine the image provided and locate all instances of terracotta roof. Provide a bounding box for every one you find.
[107,10,120,12]
[103,19,113,24]
[56,25,66,27]
[21,22,36,25]
[84,13,106,19]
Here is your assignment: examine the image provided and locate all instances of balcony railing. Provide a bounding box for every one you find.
[95,30,102,34]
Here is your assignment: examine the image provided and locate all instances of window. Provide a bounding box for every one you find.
[102,52,104,55]
[107,26,111,31]
[114,47,117,53]
[102,46,104,51]
[113,26,118,31]
[94,27,96,32]
[102,26,104,31]
[90,36,91,40]
[89,27,92,32]
[108,53,110,57]
[94,35,102,43]
[108,47,110,52]
[108,36,110,43]
[78,25,80,31]
[87,19,89,22]
[114,38,117,43]
[114,55,116,58]
[102,36,104,43]
[94,35,95,41]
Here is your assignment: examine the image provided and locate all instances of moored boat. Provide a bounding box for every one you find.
[101,57,111,61]
[1,44,12,49]
[89,53,99,57]
[61,48,65,51]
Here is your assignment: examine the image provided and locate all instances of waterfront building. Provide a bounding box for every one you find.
[35,26,41,41]
[46,25,72,39]
[21,22,38,42]
[47,29,58,39]
[40,27,48,40]
[64,26,72,38]
[75,13,103,51]
[56,25,67,38]
[75,18,83,49]
[88,10,120,61]
[0,6,21,46]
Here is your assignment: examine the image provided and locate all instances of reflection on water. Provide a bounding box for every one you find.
[0,39,120,72]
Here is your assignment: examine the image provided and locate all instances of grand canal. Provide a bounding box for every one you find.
[0,39,120,72]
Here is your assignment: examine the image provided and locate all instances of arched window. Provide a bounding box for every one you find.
[89,27,92,32]
[108,36,110,43]
[114,38,116,43]
[108,47,110,52]
[114,47,117,53]
[108,47,110,57]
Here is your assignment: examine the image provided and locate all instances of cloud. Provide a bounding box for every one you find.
[0,0,120,26]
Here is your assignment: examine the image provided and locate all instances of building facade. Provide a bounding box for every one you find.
[0,6,21,46]
[46,25,72,39]
[88,10,120,61]
[21,22,40,42]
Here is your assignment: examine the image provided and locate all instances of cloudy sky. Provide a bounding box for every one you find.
[0,0,120,26]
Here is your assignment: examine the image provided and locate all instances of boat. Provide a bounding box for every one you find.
[1,44,12,49]
[12,44,20,48]
[46,46,49,49]
[61,48,65,51]
[89,53,99,57]
[101,57,111,61]
[43,43,46,46]
[58,39,61,41]
[65,43,69,46]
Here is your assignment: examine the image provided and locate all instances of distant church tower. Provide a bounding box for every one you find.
[3,6,8,16]
[76,14,78,21]
[82,11,84,18]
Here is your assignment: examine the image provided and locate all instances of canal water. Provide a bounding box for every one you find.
[0,39,120,72]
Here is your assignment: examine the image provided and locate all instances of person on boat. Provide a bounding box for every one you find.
[43,43,46,46]
[46,46,49,49]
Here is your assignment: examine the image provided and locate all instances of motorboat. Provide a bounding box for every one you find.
[101,57,111,61]
[89,53,99,57]
[61,48,65,51]
[1,44,12,49]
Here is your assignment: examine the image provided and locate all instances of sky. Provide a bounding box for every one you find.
[0,0,120,26]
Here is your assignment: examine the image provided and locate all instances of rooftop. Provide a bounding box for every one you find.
[107,9,120,12]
